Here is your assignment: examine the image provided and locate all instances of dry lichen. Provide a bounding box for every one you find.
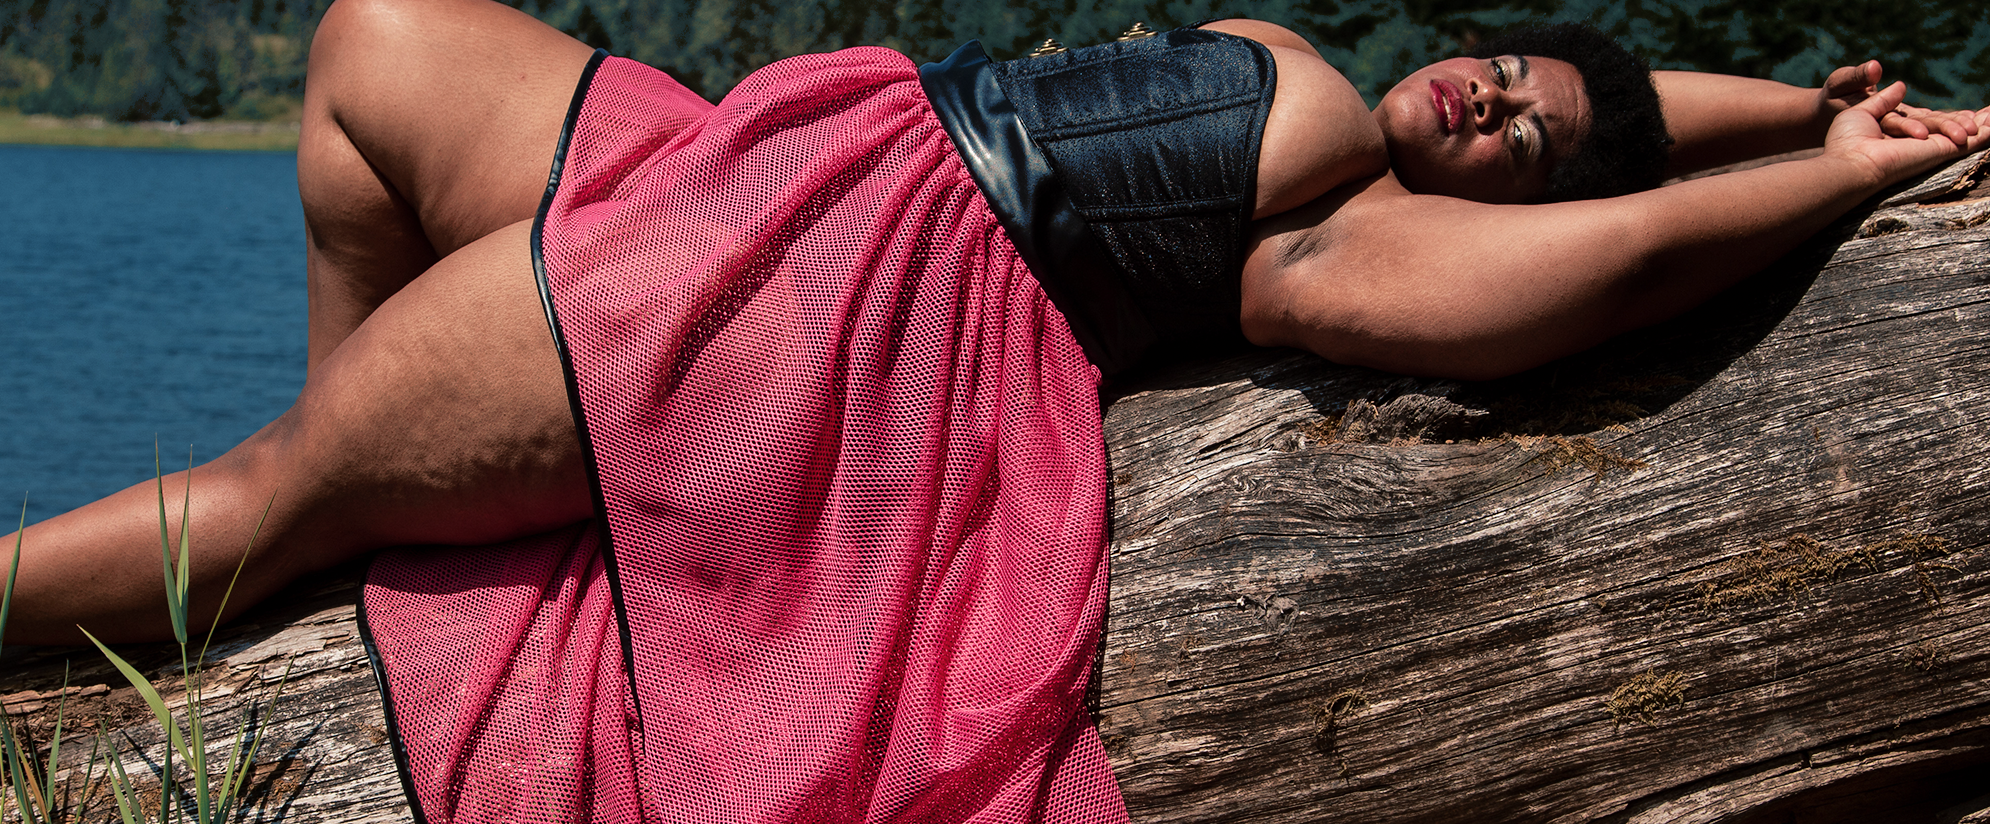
[1697,532,1966,610]
[1100,732,1131,757]
[1505,434,1647,478]
[1867,534,1952,560]
[1312,687,1370,776]
[1319,688,1369,722]
[1297,414,1341,444]
[1945,209,1990,230]
[1858,215,1911,238]
[1302,394,1487,445]
[1604,669,1691,728]
[1906,641,1952,672]
[1697,534,1877,609]
[1861,533,1961,604]
[1913,561,1963,603]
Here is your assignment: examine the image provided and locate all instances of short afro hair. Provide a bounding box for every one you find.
[1469,23,1673,202]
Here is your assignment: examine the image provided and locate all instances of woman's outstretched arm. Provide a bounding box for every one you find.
[1242,83,1990,381]
[1656,63,1982,177]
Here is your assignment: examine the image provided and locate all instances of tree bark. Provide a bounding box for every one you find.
[4,151,1988,823]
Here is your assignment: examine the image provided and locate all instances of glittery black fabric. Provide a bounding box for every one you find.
[922,28,1275,374]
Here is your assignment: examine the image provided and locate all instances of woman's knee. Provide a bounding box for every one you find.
[307,0,429,107]
[303,0,591,256]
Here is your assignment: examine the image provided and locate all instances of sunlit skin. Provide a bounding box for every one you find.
[3,0,1987,647]
[1373,54,1593,203]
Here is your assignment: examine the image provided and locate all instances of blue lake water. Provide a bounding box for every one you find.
[0,144,307,527]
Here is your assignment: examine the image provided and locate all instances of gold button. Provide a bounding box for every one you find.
[1028,38,1069,57]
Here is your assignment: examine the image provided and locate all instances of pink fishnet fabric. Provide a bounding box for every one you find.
[364,525,644,822]
[368,49,1124,823]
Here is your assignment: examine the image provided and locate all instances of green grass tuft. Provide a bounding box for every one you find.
[3,454,290,823]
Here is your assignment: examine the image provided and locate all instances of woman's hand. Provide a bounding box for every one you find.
[1822,80,1990,190]
[1819,61,1982,145]
[1818,60,1880,115]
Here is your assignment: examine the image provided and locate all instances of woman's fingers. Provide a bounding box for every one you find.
[1847,80,1908,121]
[1827,83,1986,187]
[1878,110,1928,140]
[1830,61,1981,147]
[1883,104,1984,145]
[1822,60,1880,104]
[1817,60,1883,132]
[1882,108,1936,140]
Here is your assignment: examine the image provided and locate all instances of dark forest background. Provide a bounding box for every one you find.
[1,0,1984,124]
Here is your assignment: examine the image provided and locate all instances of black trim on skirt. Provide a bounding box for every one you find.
[355,582,431,824]
[364,47,643,824]
[530,46,649,747]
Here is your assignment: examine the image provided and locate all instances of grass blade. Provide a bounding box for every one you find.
[154,444,187,646]
[5,721,42,823]
[220,658,292,820]
[98,722,142,824]
[81,629,192,768]
[175,448,193,638]
[3,495,47,824]
[185,664,210,824]
[213,721,252,823]
[190,716,210,822]
[2,495,21,652]
[199,491,275,667]
[36,664,71,817]
[77,732,104,823]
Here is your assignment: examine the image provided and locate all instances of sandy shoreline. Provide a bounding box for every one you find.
[0,111,301,151]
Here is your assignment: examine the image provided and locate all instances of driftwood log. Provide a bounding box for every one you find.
[4,151,1989,823]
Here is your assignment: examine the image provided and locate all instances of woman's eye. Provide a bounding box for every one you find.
[1492,59,1510,88]
[1510,122,1528,157]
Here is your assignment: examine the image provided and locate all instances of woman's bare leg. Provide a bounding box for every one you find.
[2,0,667,645]
[5,222,587,645]
[299,0,594,370]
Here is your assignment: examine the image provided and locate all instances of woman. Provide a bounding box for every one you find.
[6,0,1986,820]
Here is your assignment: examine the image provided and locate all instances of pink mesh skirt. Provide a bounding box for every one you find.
[362,48,1126,823]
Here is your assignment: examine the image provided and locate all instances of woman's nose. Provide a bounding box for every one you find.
[1466,79,1511,129]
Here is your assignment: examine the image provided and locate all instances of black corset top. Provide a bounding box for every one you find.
[918,27,1276,375]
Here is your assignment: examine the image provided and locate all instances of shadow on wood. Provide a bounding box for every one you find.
[1094,151,1990,823]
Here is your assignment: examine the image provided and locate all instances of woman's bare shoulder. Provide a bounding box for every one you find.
[1201,19,1389,218]
[1197,19,1321,58]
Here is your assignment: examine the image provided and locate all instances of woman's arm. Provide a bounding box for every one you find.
[1242,83,1990,381]
[1658,63,1981,177]
[1656,68,1843,176]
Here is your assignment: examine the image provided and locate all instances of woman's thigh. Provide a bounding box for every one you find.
[0,220,587,645]
[271,220,590,565]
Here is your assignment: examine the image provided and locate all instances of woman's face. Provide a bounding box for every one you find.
[1373,55,1592,203]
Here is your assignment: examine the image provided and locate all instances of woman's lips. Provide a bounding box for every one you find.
[1429,79,1465,135]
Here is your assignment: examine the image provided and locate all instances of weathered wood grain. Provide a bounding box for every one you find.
[1095,149,1990,822]
[4,151,1988,822]
[1,572,411,823]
